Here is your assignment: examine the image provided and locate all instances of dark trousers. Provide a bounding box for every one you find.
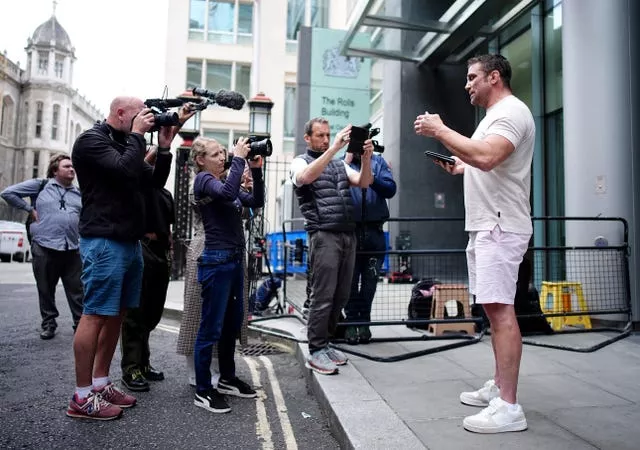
[31,242,83,330]
[345,227,386,322]
[194,249,244,392]
[121,241,171,374]
[307,230,356,353]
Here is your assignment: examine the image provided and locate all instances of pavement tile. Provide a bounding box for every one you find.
[408,411,599,450]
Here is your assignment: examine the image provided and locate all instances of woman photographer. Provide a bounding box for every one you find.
[190,136,264,414]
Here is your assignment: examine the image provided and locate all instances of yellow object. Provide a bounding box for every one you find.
[429,284,476,336]
[539,282,592,330]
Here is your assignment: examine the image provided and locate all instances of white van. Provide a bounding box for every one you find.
[0,220,31,262]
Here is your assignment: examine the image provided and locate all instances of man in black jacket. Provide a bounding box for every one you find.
[67,97,177,421]
[120,145,178,392]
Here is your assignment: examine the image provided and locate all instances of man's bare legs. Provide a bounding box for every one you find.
[491,332,500,387]
[93,312,125,379]
[483,303,522,404]
[73,314,107,387]
[73,312,125,386]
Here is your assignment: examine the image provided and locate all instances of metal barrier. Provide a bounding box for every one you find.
[248,216,632,360]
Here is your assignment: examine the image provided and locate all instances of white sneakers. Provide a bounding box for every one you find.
[460,379,500,406]
[460,380,528,434]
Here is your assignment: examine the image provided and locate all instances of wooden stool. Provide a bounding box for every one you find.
[540,281,591,330]
[428,284,476,336]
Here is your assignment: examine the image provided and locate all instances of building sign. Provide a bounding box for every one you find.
[309,28,371,138]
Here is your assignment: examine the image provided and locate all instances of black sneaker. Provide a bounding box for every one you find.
[218,377,258,398]
[121,369,150,392]
[142,365,165,381]
[40,327,55,340]
[194,388,231,413]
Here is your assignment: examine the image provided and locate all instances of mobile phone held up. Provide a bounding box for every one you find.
[424,150,455,165]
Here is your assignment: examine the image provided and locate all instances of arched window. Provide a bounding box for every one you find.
[0,96,15,138]
[52,104,60,140]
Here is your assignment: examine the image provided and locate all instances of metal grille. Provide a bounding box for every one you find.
[239,342,285,357]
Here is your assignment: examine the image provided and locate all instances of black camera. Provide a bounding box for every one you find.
[233,136,273,159]
[346,123,384,155]
[143,99,181,132]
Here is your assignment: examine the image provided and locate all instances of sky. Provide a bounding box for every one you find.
[0,0,169,116]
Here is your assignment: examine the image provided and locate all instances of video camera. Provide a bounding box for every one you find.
[143,88,246,132]
[346,123,385,155]
[233,135,273,160]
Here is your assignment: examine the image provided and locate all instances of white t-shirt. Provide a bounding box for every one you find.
[464,95,535,234]
[289,156,357,187]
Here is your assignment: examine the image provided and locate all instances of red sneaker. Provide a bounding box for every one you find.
[95,382,137,408]
[66,392,122,421]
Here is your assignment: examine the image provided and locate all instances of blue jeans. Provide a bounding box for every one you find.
[194,248,244,393]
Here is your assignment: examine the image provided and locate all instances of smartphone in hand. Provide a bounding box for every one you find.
[424,150,455,165]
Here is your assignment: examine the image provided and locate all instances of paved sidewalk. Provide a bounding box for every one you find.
[164,281,640,450]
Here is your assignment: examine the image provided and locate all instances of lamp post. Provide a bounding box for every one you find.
[172,109,201,280]
[248,92,274,138]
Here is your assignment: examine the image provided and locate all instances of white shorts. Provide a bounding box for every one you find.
[466,225,531,305]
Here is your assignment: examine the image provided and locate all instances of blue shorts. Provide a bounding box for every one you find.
[79,237,143,316]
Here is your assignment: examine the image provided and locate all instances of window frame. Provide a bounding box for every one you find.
[188,0,254,44]
[35,101,44,138]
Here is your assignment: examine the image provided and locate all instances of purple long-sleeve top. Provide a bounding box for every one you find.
[193,156,264,250]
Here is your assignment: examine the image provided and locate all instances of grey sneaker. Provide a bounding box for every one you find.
[305,348,338,375]
[460,379,500,407]
[326,347,348,366]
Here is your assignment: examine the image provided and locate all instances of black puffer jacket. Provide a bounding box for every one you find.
[294,150,354,233]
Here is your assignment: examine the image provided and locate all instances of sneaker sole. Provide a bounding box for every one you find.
[111,400,136,409]
[459,394,492,407]
[121,379,150,392]
[217,387,258,398]
[66,409,122,421]
[305,361,338,375]
[463,419,528,434]
[193,398,231,414]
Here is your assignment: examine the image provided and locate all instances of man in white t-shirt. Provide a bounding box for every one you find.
[290,118,373,375]
[414,54,535,434]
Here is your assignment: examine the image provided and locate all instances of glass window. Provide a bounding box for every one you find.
[238,2,253,34]
[284,86,296,137]
[310,0,329,28]
[287,0,305,40]
[35,101,43,138]
[52,104,60,140]
[32,151,39,179]
[189,0,206,39]
[544,5,562,113]
[38,52,48,74]
[187,59,203,90]
[55,56,64,78]
[234,64,251,97]
[231,129,249,144]
[500,30,533,109]
[209,0,235,32]
[283,138,295,154]
[202,129,230,149]
[206,62,232,91]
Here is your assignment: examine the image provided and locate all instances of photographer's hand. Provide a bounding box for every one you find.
[132,108,155,135]
[233,136,251,159]
[170,103,198,138]
[248,155,263,169]
[331,124,352,152]
[158,126,175,148]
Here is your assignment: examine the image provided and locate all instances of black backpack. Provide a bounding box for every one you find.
[25,179,48,244]
[407,278,440,330]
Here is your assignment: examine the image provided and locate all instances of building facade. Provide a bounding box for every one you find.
[0,13,102,220]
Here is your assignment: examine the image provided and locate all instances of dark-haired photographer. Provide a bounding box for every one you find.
[290,118,373,376]
[67,96,183,421]
[190,136,264,414]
